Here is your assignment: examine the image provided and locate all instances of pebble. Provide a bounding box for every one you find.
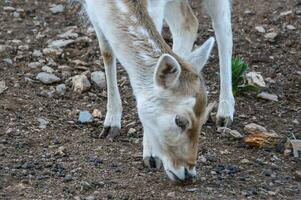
[64,174,73,182]
[286,25,296,30]
[217,127,231,134]
[127,128,136,134]
[32,49,43,57]
[36,72,61,84]
[199,155,207,163]
[0,45,6,53]
[91,71,106,89]
[167,192,176,198]
[56,84,66,95]
[72,75,91,93]
[229,130,243,139]
[257,92,278,101]
[244,123,267,133]
[255,26,266,33]
[295,170,301,181]
[264,32,278,41]
[28,62,41,69]
[78,111,93,123]
[92,109,102,118]
[240,158,250,164]
[58,29,79,39]
[50,4,65,14]
[43,47,63,56]
[18,45,29,51]
[246,72,266,88]
[0,81,8,94]
[3,58,13,65]
[37,118,49,129]
[42,66,55,74]
[85,196,95,200]
[3,6,16,12]
[48,39,74,49]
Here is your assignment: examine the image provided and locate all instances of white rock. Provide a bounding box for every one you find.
[48,39,74,49]
[56,84,66,95]
[32,49,43,57]
[78,111,93,123]
[18,45,29,51]
[37,118,49,129]
[50,4,64,14]
[240,158,250,164]
[264,32,278,40]
[0,45,6,53]
[257,92,278,101]
[244,123,267,134]
[36,72,61,84]
[13,11,20,18]
[42,66,55,74]
[58,29,78,39]
[92,109,102,118]
[286,25,296,30]
[43,47,63,56]
[229,130,243,139]
[28,62,41,69]
[255,26,266,33]
[280,10,293,17]
[3,6,16,12]
[91,71,106,89]
[72,75,91,93]
[3,58,13,65]
[128,128,136,134]
[0,81,8,94]
[246,72,266,88]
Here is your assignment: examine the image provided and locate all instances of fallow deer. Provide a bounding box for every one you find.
[78,0,233,182]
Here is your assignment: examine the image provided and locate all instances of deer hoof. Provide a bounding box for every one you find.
[143,156,162,170]
[99,126,120,140]
[216,116,232,128]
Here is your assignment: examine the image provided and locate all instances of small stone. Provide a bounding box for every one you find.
[85,196,95,200]
[50,4,65,14]
[286,25,296,30]
[37,118,49,129]
[3,6,16,12]
[48,39,74,49]
[43,47,63,56]
[199,155,207,163]
[13,11,20,18]
[58,29,79,39]
[279,10,293,17]
[127,128,136,134]
[217,127,231,134]
[291,140,301,158]
[0,81,8,94]
[257,92,278,101]
[56,84,66,95]
[91,71,106,89]
[32,50,43,57]
[61,71,71,79]
[36,72,61,84]
[92,109,102,118]
[64,174,73,182]
[246,72,266,88]
[18,45,29,51]
[240,158,250,164]
[295,170,301,181]
[0,45,6,53]
[255,26,266,33]
[264,32,278,40]
[72,75,91,93]
[42,66,55,74]
[167,192,176,198]
[244,123,267,134]
[3,58,13,65]
[229,130,243,139]
[78,111,93,123]
[28,62,41,69]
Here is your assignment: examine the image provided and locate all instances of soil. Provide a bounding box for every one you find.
[0,0,300,199]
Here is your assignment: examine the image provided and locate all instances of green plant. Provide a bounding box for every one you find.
[232,57,260,96]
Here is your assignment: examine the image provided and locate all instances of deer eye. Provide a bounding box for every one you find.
[175,115,189,131]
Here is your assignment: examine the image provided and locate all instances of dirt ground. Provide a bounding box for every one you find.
[0,0,300,199]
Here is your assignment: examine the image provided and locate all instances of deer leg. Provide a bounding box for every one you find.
[89,18,122,140]
[164,0,199,58]
[204,0,234,127]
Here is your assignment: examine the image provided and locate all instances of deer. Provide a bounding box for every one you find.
[78,0,233,182]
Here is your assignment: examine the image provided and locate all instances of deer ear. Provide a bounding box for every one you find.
[154,54,181,89]
[187,37,215,74]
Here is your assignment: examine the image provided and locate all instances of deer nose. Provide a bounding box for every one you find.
[184,168,196,181]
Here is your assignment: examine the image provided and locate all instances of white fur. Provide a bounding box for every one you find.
[82,0,230,181]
